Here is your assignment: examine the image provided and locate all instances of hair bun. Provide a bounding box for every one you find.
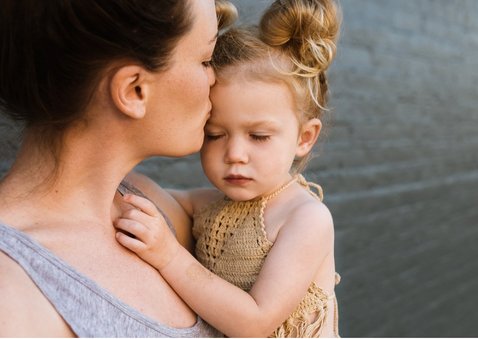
[259,0,341,76]
[215,0,238,31]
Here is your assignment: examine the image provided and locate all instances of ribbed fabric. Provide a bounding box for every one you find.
[0,182,220,338]
[193,175,340,337]
[0,222,222,337]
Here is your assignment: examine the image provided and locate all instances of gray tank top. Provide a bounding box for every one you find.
[0,182,221,337]
[0,222,221,337]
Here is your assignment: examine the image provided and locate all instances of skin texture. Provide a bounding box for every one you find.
[0,0,218,336]
[115,75,338,337]
[202,78,317,201]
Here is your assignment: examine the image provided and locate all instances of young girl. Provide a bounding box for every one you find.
[115,0,341,337]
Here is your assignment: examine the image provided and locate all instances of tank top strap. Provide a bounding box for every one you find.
[296,174,324,201]
[118,180,176,236]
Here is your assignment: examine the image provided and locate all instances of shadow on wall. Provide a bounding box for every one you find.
[1,0,477,337]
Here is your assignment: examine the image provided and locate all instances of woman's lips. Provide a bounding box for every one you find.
[224,175,252,186]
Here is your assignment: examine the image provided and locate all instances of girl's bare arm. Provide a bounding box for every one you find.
[115,194,334,337]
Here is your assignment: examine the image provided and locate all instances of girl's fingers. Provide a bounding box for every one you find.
[120,206,169,234]
[114,218,149,242]
[116,231,147,253]
[123,194,161,217]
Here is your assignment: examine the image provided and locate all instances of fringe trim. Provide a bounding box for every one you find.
[269,277,341,338]
[270,305,328,338]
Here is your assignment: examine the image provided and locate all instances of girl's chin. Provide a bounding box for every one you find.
[224,191,260,202]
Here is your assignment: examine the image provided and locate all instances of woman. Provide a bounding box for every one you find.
[0,0,235,336]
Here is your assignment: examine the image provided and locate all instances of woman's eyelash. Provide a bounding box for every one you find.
[206,134,222,140]
[202,60,212,67]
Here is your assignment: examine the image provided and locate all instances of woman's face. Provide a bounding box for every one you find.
[144,0,218,157]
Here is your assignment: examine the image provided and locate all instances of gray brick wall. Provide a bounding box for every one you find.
[318,0,478,336]
[1,0,477,336]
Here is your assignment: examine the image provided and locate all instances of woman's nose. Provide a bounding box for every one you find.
[208,67,216,87]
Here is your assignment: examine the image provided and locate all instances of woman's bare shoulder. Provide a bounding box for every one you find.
[0,251,75,336]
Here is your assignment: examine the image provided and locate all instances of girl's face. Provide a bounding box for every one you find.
[201,78,302,201]
[145,0,217,157]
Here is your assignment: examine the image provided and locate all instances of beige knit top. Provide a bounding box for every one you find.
[192,175,340,337]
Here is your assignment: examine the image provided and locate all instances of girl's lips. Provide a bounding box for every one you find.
[224,176,252,186]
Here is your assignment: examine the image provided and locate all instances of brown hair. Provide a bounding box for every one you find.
[0,0,236,157]
[213,0,341,172]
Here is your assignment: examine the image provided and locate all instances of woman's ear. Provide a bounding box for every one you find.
[110,65,148,119]
[296,118,322,157]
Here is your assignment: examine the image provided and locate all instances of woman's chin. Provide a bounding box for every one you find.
[177,145,204,158]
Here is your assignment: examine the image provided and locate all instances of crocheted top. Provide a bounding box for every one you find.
[192,175,340,337]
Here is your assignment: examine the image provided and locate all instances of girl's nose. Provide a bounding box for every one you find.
[224,138,248,164]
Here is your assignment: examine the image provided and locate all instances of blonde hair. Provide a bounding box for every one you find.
[212,0,341,172]
[215,0,238,30]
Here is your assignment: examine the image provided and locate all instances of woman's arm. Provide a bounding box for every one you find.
[115,194,334,337]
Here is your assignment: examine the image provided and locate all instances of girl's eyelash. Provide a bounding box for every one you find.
[250,135,270,142]
[202,60,212,68]
[205,134,270,142]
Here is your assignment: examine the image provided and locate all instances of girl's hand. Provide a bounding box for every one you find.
[114,194,180,270]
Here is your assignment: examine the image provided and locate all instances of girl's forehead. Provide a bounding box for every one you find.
[211,77,296,116]
[206,116,283,129]
[208,92,299,130]
[214,75,291,95]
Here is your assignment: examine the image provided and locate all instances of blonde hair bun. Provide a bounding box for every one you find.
[259,0,341,77]
[215,0,238,31]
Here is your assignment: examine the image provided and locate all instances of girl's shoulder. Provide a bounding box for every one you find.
[191,188,226,217]
[188,188,225,211]
[280,184,334,244]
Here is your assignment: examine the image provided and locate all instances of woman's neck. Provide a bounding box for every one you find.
[0,127,140,227]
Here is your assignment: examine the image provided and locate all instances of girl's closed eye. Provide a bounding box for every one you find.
[250,134,270,142]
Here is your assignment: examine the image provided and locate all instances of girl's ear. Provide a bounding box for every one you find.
[296,118,322,157]
[110,65,148,119]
